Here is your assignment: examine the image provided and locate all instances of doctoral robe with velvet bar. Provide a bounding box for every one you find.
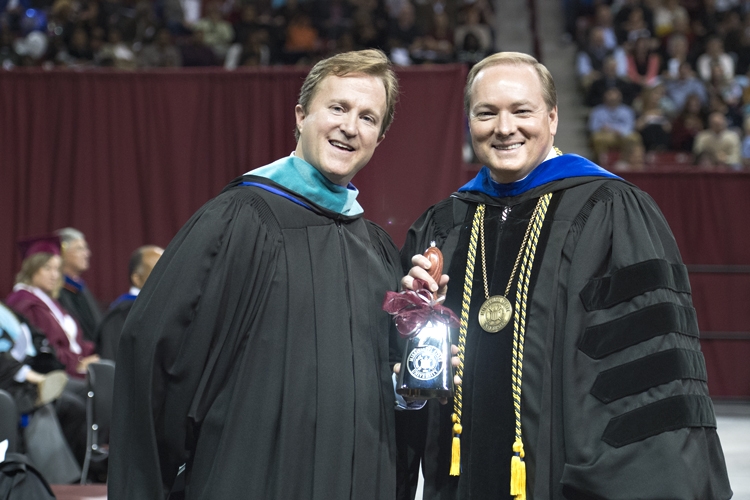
[396,172,732,499]
[108,176,401,500]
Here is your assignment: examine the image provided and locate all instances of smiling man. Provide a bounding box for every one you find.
[109,49,403,500]
[397,52,731,499]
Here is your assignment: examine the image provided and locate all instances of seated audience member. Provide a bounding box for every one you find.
[96,27,137,69]
[56,27,95,66]
[721,10,744,56]
[163,0,193,36]
[56,227,102,343]
[180,30,220,67]
[6,235,100,381]
[282,12,320,64]
[411,9,454,64]
[97,245,163,361]
[4,236,94,469]
[0,301,85,482]
[588,4,618,50]
[675,8,697,35]
[132,0,160,50]
[741,115,750,169]
[0,29,22,69]
[453,4,493,59]
[138,28,183,68]
[238,29,272,67]
[586,54,641,106]
[653,0,689,38]
[693,150,717,167]
[661,34,690,79]
[88,28,106,64]
[635,84,673,151]
[589,87,643,163]
[616,5,652,45]
[577,26,627,90]
[696,35,734,82]
[387,1,421,65]
[612,139,646,171]
[664,61,708,111]
[706,61,744,129]
[315,0,354,41]
[95,27,137,69]
[693,111,742,169]
[626,35,661,87]
[734,25,750,76]
[353,9,387,52]
[670,93,706,151]
[0,302,68,413]
[455,32,488,67]
[232,4,262,48]
[194,1,235,60]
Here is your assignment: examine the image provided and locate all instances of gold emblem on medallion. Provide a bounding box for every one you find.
[478,295,512,332]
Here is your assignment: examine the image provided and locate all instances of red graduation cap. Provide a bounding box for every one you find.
[17,234,61,260]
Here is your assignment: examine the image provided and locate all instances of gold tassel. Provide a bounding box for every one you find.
[510,438,526,499]
[449,418,462,476]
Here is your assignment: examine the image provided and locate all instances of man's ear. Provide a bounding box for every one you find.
[131,272,143,289]
[549,106,559,136]
[295,104,306,136]
[376,134,385,146]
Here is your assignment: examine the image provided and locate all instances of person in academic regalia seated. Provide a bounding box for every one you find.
[6,235,100,382]
[108,49,403,500]
[0,301,69,414]
[96,245,163,361]
[4,236,97,468]
[0,301,87,483]
[55,227,103,343]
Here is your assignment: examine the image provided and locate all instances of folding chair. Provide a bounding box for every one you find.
[80,360,115,484]
[0,390,18,453]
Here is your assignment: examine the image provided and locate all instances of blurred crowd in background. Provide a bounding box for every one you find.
[570,0,750,170]
[0,0,495,69]
[4,0,750,171]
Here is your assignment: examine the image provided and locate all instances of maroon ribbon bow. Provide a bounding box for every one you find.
[382,278,460,338]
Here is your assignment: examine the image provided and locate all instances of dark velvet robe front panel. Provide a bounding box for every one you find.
[108,183,401,500]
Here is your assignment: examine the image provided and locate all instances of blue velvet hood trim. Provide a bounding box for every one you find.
[458,154,620,198]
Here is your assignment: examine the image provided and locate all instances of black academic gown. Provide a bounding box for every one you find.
[96,299,134,361]
[397,175,732,500]
[58,280,103,343]
[108,176,401,500]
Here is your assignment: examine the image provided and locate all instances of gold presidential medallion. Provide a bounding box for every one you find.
[478,295,512,332]
[476,198,547,334]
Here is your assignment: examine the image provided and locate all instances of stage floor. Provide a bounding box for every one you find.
[716,401,750,500]
[411,400,750,500]
[51,402,750,500]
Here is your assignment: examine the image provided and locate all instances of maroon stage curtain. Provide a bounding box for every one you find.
[0,65,467,306]
[622,172,750,399]
[3,67,747,398]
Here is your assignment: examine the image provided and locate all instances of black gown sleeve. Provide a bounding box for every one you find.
[108,190,281,499]
[557,182,732,499]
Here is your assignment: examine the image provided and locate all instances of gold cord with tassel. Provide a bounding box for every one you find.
[449,191,552,487]
[509,193,552,499]
[450,204,483,476]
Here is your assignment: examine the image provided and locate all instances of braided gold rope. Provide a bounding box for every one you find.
[510,193,552,499]
[450,204,484,476]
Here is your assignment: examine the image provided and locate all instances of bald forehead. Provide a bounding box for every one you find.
[142,247,163,261]
[471,63,543,103]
